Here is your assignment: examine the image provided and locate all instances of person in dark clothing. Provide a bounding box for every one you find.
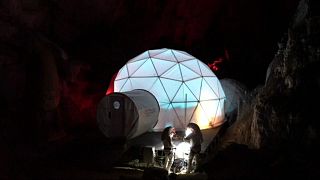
[183,123,203,173]
[161,126,176,172]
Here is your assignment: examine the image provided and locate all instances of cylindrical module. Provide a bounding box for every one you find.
[97,89,159,139]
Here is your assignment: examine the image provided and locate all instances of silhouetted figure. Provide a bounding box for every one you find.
[184,123,203,173]
[161,126,176,173]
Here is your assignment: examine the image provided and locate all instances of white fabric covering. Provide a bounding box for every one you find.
[114,48,226,131]
[97,89,159,139]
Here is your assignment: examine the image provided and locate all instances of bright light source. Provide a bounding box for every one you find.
[113,48,226,131]
[185,128,193,138]
[175,142,191,159]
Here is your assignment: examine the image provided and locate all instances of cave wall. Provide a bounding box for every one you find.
[225,0,320,150]
[0,0,301,144]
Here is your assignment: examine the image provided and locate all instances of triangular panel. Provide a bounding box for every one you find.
[130,77,157,90]
[172,83,198,102]
[199,100,219,124]
[116,66,129,80]
[161,64,182,81]
[198,60,215,77]
[189,104,199,124]
[172,102,198,127]
[149,78,170,104]
[180,64,200,81]
[210,99,225,126]
[154,103,173,130]
[170,103,185,128]
[171,102,185,121]
[181,60,202,76]
[149,49,167,57]
[203,77,220,96]
[153,50,177,62]
[114,78,127,92]
[189,104,210,129]
[120,78,133,92]
[185,102,198,125]
[160,78,182,102]
[131,59,157,77]
[200,79,219,100]
[127,59,148,76]
[172,50,194,62]
[151,58,176,76]
[184,78,202,100]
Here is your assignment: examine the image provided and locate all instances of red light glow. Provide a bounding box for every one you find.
[208,57,223,71]
[208,49,229,72]
[106,72,118,95]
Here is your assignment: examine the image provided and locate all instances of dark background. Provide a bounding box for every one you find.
[48,0,299,89]
[1,0,301,87]
[0,0,301,130]
[1,0,308,178]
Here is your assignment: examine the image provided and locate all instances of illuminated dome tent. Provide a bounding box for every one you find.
[114,48,226,131]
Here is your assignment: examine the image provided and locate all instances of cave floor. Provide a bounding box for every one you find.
[3,127,220,179]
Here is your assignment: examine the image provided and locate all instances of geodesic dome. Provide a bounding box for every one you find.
[114,48,226,131]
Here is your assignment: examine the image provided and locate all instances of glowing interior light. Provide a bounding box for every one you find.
[113,48,226,131]
[185,128,193,138]
[195,107,209,129]
[175,142,191,159]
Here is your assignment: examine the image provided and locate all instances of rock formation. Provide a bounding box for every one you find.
[204,0,320,178]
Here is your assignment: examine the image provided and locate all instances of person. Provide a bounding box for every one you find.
[161,126,176,173]
[183,123,203,173]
